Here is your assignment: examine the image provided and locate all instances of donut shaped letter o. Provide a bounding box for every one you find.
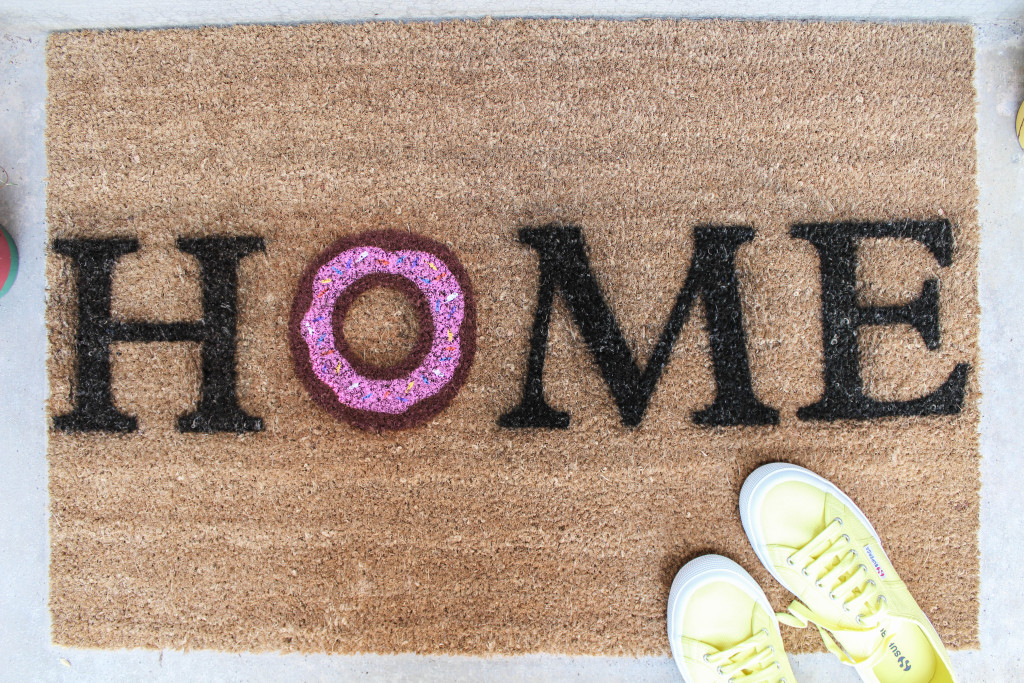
[289,230,477,431]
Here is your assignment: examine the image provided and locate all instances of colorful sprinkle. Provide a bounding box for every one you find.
[300,242,471,422]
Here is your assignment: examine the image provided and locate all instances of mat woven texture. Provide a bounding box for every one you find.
[46,20,979,655]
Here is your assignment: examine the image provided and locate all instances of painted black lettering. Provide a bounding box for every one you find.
[791,220,968,421]
[51,236,264,433]
[500,225,777,429]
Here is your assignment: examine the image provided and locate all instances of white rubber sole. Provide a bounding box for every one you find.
[739,462,885,594]
[666,554,778,683]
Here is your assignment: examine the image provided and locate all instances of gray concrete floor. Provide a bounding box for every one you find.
[1,11,1022,683]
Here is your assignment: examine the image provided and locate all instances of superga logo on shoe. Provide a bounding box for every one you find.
[889,641,912,672]
[864,544,886,578]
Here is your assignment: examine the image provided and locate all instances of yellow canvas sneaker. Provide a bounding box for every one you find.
[668,554,796,683]
[739,463,957,683]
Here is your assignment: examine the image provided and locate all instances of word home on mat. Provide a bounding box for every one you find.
[51,219,968,433]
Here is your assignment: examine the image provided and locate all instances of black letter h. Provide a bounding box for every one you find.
[52,237,264,433]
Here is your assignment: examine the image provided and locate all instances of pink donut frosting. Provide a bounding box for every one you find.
[299,246,466,415]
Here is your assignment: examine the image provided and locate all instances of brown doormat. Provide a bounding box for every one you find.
[45,19,979,655]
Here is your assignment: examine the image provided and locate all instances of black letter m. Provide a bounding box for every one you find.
[52,236,264,433]
[499,225,777,429]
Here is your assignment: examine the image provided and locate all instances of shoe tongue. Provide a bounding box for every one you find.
[855,627,904,670]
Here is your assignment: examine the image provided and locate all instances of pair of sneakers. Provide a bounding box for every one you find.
[667,463,956,683]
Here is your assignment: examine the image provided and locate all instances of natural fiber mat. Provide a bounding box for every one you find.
[45,20,979,655]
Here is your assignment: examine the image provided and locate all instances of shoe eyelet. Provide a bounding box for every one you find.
[776,662,782,670]
[769,645,775,654]
[786,555,795,567]
[828,591,837,600]
[856,615,865,626]
[716,665,725,675]
[761,628,769,636]
[878,595,888,606]
[832,516,843,527]
[842,533,851,543]
[842,602,851,613]
[801,568,810,577]
[868,579,876,588]
[858,563,868,573]
[815,581,825,589]
[702,653,711,663]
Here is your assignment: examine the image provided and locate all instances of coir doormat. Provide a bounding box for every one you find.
[46,20,979,655]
